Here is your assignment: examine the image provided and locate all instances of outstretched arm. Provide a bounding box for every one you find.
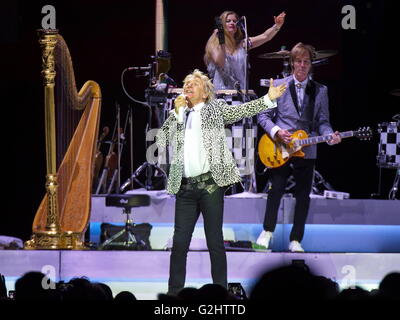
[249,12,286,49]
[223,79,287,124]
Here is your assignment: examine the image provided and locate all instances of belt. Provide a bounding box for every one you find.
[180,172,218,194]
[181,172,213,185]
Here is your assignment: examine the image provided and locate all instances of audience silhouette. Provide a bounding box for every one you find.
[1,268,399,301]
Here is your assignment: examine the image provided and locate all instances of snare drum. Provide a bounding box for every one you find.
[377,122,400,168]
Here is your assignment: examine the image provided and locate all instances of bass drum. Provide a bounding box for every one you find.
[377,122,400,168]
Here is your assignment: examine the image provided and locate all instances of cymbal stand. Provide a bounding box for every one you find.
[371,128,384,198]
[388,168,399,200]
[280,46,291,78]
[107,105,130,194]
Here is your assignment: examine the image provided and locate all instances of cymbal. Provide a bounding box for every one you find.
[390,89,400,96]
[258,50,290,59]
[313,50,337,60]
[258,49,337,60]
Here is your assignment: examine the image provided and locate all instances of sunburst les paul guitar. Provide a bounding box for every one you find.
[258,127,372,168]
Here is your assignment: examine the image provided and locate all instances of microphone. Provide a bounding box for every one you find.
[236,16,246,30]
[215,16,225,45]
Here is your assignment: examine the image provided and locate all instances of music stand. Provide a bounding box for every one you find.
[97,194,150,250]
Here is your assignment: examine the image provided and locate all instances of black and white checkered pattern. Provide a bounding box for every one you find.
[217,92,259,178]
[377,122,400,168]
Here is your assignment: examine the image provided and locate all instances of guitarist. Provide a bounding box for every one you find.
[257,42,341,252]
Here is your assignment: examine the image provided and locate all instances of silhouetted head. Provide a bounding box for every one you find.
[114,290,137,302]
[379,272,400,300]
[15,271,60,301]
[197,284,231,300]
[177,287,199,300]
[250,265,322,300]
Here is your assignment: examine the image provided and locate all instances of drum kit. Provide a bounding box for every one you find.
[257,47,338,83]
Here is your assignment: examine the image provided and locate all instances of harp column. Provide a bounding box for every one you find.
[40,30,60,235]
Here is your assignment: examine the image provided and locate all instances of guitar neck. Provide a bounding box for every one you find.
[297,131,354,146]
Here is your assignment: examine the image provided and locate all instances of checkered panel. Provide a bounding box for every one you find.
[377,122,400,168]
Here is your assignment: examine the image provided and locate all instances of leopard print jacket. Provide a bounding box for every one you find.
[156,96,276,194]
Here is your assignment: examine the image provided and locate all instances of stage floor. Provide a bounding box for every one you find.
[1,193,399,299]
[1,250,400,300]
[90,191,400,252]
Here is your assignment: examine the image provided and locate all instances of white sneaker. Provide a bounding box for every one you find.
[256,231,273,249]
[288,240,304,253]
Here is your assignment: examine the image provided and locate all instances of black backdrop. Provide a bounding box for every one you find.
[2,0,399,241]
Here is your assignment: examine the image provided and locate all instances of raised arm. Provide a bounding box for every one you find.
[208,29,226,68]
[249,12,286,49]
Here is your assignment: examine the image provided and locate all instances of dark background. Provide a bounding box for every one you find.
[1,0,399,241]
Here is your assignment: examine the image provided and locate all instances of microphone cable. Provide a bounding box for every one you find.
[120,67,151,108]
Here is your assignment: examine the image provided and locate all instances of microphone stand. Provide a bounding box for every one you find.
[240,16,257,194]
[119,59,167,192]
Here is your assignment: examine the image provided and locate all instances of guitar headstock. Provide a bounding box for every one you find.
[354,126,373,140]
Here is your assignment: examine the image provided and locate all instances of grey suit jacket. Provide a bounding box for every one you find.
[257,75,333,159]
[157,96,276,194]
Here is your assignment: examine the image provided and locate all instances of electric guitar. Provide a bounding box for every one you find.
[258,127,372,168]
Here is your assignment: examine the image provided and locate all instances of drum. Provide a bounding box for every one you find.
[377,122,400,169]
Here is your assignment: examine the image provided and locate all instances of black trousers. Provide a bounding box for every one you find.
[168,183,227,295]
[263,158,315,242]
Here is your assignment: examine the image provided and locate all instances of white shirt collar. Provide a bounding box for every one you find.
[293,74,308,87]
[185,102,204,112]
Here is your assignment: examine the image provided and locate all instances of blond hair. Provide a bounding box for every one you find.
[204,11,244,66]
[183,69,215,104]
[290,42,316,70]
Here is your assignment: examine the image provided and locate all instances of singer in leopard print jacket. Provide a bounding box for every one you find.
[156,69,286,295]
[156,88,278,195]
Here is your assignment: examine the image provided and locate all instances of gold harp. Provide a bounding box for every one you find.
[25,29,102,249]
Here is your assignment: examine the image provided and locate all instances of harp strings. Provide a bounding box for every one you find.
[54,35,87,214]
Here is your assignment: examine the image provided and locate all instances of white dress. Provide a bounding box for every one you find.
[207,45,247,90]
